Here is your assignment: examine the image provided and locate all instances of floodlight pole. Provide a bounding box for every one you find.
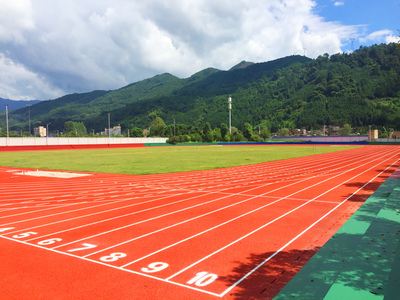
[368,124,374,142]
[228,97,232,134]
[108,112,111,139]
[46,123,50,145]
[5,104,9,146]
[27,104,31,135]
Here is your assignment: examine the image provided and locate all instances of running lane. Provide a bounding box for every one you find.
[0,145,399,299]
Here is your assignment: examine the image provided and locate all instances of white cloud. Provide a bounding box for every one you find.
[0,53,64,100]
[0,0,363,100]
[334,2,345,6]
[386,35,399,44]
[0,0,34,44]
[359,29,394,43]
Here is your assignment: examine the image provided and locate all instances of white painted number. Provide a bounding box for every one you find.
[100,252,127,262]
[12,231,37,239]
[0,227,15,233]
[187,272,218,287]
[141,262,169,273]
[38,238,62,245]
[67,243,97,252]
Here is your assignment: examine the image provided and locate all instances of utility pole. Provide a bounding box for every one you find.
[5,104,9,146]
[27,104,31,135]
[108,112,111,139]
[228,97,232,134]
[46,123,51,145]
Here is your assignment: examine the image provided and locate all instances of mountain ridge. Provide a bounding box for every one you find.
[3,43,400,135]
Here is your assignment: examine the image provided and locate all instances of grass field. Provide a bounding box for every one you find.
[0,145,360,175]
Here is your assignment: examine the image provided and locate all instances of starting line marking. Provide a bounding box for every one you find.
[13,170,92,178]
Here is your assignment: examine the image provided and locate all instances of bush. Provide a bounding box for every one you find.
[166,136,179,144]
[178,135,191,142]
[203,131,214,142]
[190,133,202,142]
[231,132,243,142]
[250,135,263,142]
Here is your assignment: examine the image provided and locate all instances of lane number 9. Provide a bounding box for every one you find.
[141,262,169,273]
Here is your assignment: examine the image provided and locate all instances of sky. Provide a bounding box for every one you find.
[0,0,398,101]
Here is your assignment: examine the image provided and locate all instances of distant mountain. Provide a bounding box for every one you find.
[0,98,41,110]
[6,44,400,135]
[229,60,254,70]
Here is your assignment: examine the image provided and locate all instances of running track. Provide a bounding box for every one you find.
[0,145,399,299]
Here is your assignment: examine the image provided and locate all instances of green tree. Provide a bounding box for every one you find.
[190,133,202,142]
[202,122,212,134]
[278,128,290,136]
[165,125,174,137]
[130,127,143,137]
[230,127,243,142]
[339,124,352,135]
[260,128,271,140]
[63,121,87,136]
[149,117,166,136]
[220,123,229,139]
[202,122,212,141]
[243,122,253,140]
[213,128,222,141]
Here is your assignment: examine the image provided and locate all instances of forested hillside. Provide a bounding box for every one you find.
[2,43,400,136]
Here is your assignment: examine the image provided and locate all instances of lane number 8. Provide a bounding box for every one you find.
[100,252,127,262]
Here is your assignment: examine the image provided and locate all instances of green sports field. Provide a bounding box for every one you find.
[0,145,360,175]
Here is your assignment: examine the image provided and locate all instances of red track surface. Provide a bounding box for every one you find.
[1,145,399,299]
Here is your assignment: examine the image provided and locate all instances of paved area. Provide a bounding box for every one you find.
[275,167,400,299]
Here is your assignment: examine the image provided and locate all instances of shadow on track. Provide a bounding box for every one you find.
[218,247,320,300]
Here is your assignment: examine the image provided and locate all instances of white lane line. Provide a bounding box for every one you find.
[166,152,400,283]
[52,151,376,255]
[219,156,400,297]
[8,192,191,235]
[97,148,396,265]
[20,152,363,243]
[0,235,221,298]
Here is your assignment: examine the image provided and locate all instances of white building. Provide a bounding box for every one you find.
[34,126,47,137]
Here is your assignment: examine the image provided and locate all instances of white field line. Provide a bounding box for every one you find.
[46,147,387,252]
[85,147,395,262]
[166,151,400,283]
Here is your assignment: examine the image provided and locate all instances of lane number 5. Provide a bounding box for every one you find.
[12,232,37,239]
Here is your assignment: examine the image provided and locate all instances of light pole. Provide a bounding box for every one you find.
[46,123,50,145]
[368,124,374,142]
[228,97,232,134]
[108,112,111,139]
[27,104,31,135]
[5,104,9,146]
